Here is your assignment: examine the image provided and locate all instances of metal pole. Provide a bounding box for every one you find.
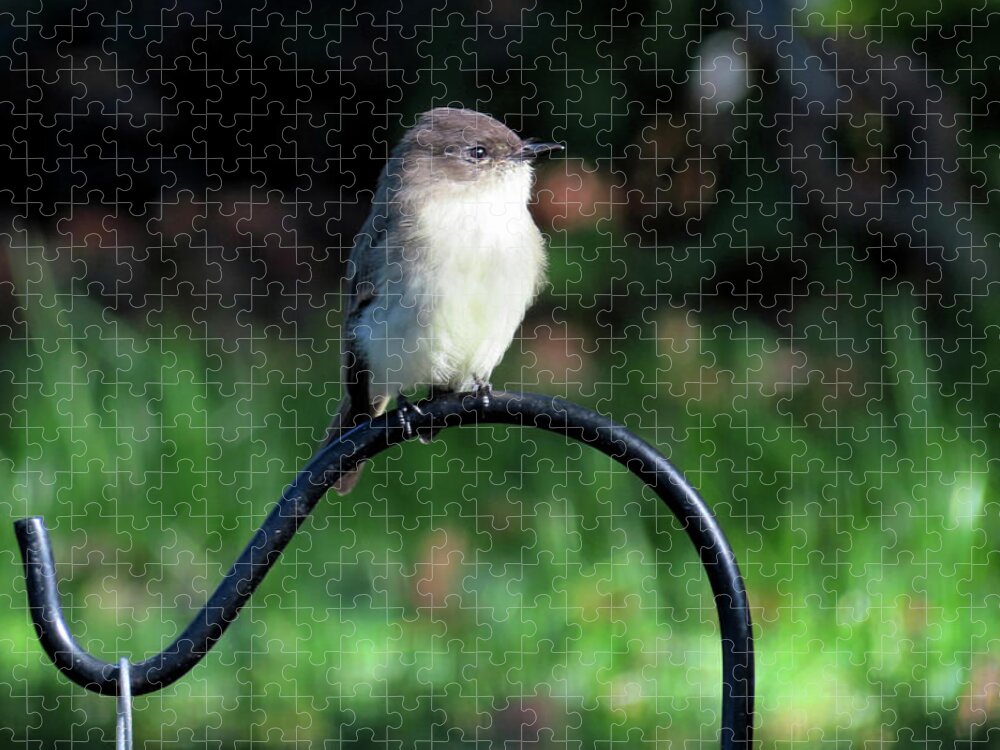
[14,390,754,748]
[115,658,133,750]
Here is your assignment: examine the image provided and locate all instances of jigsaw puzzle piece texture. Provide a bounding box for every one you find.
[0,1,997,748]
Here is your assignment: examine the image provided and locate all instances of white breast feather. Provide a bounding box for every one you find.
[360,166,545,398]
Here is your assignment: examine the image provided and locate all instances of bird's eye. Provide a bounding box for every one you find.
[466,145,488,160]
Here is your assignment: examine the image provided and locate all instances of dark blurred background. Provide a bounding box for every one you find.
[1,0,990,334]
[0,0,997,747]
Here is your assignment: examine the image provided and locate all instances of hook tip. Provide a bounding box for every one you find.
[14,516,48,548]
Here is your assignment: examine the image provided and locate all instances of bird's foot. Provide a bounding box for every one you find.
[404,386,451,445]
[472,378,493,410]
[395,393,425,441]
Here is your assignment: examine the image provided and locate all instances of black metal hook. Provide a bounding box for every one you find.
[14,390,754,748]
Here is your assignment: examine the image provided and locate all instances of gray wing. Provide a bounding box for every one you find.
[343,160,401,320]
[330,162,400,436]
[324,162,406,495]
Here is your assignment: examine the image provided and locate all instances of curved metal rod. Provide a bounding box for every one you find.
[15,390,754,748]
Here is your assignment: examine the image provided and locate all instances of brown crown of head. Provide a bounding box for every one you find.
[393,108,562,183]
[403,107,522,160]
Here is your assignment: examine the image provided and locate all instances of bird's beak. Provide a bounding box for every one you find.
[517,141,564,160]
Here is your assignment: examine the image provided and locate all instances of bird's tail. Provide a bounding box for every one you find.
[323,396,366,496]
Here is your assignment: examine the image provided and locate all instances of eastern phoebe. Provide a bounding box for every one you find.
[325,107,563,494]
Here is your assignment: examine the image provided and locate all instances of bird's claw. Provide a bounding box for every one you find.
[395,393,425,440]
[399,384,489,441]
[413,386,453,444]
[473,378,492,410]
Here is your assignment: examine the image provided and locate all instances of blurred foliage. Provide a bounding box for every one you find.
[1,244,997,747]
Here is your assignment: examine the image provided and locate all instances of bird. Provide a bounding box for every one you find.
[324,107,563,494]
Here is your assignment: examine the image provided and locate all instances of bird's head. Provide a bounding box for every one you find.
[396,107,563,189]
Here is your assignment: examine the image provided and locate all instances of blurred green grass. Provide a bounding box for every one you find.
[0,249,997,748]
